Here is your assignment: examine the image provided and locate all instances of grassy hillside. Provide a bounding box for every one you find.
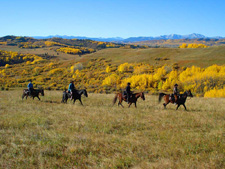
[0,45,79,60]
[2,44,225,67]
[131,38,225,47]
[0,90,224,168]
[1,39,225,67]
[83,46,225,67]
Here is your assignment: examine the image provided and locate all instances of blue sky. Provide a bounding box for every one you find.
[1,0,225,38]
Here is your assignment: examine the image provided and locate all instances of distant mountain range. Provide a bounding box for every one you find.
[31,33,224,43]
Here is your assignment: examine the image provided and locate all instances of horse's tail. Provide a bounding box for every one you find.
[159,93,166,103]
[61,91,66,103]
[113,93,118,105]
[22,93,25,100]
[22,89,27,100]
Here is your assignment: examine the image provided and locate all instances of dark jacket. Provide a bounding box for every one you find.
[173,86,179,95]
[126,85,131,94]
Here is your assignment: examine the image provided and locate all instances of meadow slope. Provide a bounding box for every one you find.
[1,45,225,67]
[84,46,225,67]
[0,90,224,168]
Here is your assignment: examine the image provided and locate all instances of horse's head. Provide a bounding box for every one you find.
[83,89,88,97]
[141,92,145,100]
[40,89,44,96]
[187,90,193,97]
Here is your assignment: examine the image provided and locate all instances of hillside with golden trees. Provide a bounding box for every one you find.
[0,51,224,97]
[1,36,225,97]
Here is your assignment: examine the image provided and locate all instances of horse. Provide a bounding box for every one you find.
[158,90,193,110]
[22,88,44,100]
[61,89,88,105]
[113,92,145,108]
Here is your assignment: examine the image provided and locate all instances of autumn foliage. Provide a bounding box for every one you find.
[179,43,208,48]
[1,51,224,98]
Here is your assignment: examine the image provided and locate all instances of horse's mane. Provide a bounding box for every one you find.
[78,89,86,94]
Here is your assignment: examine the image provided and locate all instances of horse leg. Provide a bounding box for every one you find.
[73,99,76,104]
[118,98,124,108]
[26,95,28,100]
[163,96,170,109]
[79,99,83,106]
[37,96,40,100]
[118,101,124,108]
[128,103,132,108]
[163,102,168,109]
[22,94,25,100]
[183,104,187,110]
[121,103,124,108]
[135,102,137,108]
[176,104,180,110]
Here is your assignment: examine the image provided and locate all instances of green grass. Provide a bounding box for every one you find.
[0,90,224,168]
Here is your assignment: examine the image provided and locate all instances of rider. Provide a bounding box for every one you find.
[27,80,34,96]
[126,82,132,104]
[68,80,76,100]
[173,83,179,104]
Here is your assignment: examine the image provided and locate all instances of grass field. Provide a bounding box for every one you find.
[85,46,225,67]
[1,45,225,67]
[0,45,79,60]
[0,90,224,168]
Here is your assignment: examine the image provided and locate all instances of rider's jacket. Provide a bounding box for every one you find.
[27,82,33,89]
[126,85,131,94]
[68,83,75,92]
[173,87,179,95]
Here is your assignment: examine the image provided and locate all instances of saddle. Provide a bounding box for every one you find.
[169,94,179,103]
[24,89,37,95]
[122,91,127,98]
[122,91,133,100]
[24,89,30,95]
[123,91,131,99]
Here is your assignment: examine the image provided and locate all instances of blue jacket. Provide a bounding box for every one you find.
[68,83,75,92]
[28,82,33,89]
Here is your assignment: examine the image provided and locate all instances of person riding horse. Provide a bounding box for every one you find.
[125,82,132,104]
[170,84,179,104]
[68,80,76,100]
[27,80,34,96]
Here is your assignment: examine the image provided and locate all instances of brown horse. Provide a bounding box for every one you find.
[113,92,145,108]
[158,90,193,110]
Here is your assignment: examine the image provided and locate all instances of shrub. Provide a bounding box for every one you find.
[204,88,225,98]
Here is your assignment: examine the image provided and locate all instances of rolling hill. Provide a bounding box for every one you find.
[80,46,225,67]
[1,41,225,67]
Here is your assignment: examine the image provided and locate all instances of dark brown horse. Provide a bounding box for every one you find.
[158,90,193,110]
[113,92,145,108]
[61,89,88,105]
[22,88,44,100]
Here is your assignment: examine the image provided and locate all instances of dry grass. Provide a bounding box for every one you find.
[83,46,225,67]
[0,45,81,60]
[1,45,225,67]
[0,90,224,168]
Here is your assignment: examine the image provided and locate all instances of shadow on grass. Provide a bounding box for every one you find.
[43,100,61,104]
